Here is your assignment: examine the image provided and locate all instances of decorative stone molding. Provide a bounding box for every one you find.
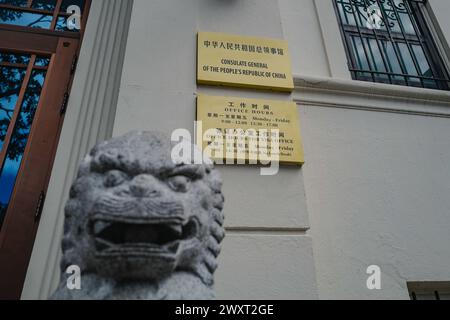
[293,75,450,118]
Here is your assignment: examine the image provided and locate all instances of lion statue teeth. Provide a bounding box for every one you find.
[51,131,225,300]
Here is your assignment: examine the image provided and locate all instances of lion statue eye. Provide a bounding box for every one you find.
[167,175,191,193]
[104,170,129,188]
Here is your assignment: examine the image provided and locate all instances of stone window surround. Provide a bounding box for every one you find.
[302,0,450,116]
[313,0,450,82]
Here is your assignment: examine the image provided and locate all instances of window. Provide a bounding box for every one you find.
[0,0,86,32]
[334,0,450,90]
[0,53,50,228]
[0,0,91,299]
[408,282,450,300]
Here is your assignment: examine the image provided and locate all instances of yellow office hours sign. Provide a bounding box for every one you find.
[196,94,304,166]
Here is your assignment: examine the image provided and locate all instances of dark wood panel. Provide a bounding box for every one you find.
[0,29,59,54]
[0,38,78,300]
[0,0,91,300]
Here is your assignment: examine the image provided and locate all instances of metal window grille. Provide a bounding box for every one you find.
[333,0,450,90]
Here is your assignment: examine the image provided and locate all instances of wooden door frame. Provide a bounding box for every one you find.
[0,1,91,299]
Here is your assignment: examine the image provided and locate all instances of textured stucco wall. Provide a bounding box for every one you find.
[297,0,450,300]
[302,102,450,299]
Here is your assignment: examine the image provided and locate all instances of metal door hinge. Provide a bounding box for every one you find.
[60,92,70,115]
[70,55,78,74]
[35,191,46,221]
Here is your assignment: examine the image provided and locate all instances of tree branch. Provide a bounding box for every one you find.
[0,87,21,100]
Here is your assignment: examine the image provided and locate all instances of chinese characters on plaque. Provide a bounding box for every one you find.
[197,32,294,92]
[197,95,304,165]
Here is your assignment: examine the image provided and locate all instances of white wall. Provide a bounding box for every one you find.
[294,0,450,300]
[113,0,318,299]
[301,91,450,299]
[23,0,450,300]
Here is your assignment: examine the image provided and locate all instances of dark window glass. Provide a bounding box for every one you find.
[0,0,27,7]
[334,0,450,90]
[0,9,52,28]
[60,0,84,13]
[31,0,57,11]
[0,67,27,150]
[0,53,30,65]
[34,57,50,67]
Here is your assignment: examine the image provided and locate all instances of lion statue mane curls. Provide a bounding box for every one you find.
[51,131,225,300]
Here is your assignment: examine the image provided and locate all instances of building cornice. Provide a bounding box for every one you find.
[293,75,450,118]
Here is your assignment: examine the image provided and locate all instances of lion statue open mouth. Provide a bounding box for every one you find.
[51,131,225,300]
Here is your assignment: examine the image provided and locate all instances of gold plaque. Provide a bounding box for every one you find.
[196,94,304,165]
[197,32,294,92]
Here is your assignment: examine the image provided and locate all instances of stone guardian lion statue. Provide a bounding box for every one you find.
[51,131,225,300]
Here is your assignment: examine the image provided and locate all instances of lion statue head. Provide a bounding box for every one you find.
[51,131,225,300]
